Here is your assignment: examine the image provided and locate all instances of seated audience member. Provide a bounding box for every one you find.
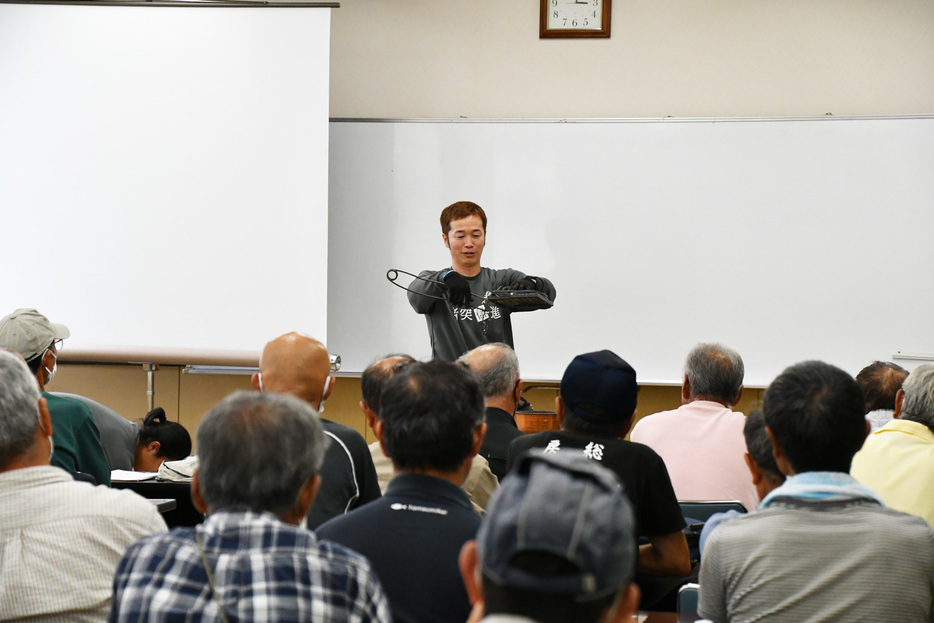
[317,360,486,623]
[458,342,526,481]
[360,354,498,514]
[698,409,785,554]
[251,331,380,528]
[110,391,390,622]
[506,350,691,606]
[0,350,166,622]
[630,343,757,511]
[134,407,193,472]
[856,360,909,432]
[51,392,140,471]
[852,363,934,527]
[0,308,111,485]
[459,452,641,623]
[699,360,934,623]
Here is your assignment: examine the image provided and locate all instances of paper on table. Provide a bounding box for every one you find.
[111,469,158,482]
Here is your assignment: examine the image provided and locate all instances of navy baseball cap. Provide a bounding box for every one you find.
[477,451,637,599]
[560,350,638,425]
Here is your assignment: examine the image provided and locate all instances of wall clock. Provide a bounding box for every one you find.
[540,0,611,38]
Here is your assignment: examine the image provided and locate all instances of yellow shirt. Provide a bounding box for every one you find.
[852,419,934,528]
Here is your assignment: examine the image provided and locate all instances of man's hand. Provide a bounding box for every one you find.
[442,270,473,307]
[513,276,548,293]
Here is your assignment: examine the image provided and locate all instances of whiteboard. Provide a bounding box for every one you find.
[0,2,332,358]
[328,117,934,384]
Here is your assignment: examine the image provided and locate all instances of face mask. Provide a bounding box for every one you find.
[44,350,58,385]
[317,376,332,415]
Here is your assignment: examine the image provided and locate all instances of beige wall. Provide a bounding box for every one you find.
[330,0,934,118]
[52,363,764,447]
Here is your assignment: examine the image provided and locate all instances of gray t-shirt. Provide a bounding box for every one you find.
[51,392,139,471]
[407,267,553,360]
[699,495,934,622]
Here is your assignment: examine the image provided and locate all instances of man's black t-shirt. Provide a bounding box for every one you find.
[507,430,686,538]
[479,406,524,482]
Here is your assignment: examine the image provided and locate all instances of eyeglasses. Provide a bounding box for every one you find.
[52,338,64,352]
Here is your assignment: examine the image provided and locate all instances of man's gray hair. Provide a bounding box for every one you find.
[899,364,934,433]
[684,343,744,404]
[458,342,519,398]
[197,391,328,518]
[0,350,42,466]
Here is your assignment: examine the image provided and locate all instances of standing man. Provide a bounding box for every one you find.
[0,308,111,486]
[630,343,757,511]
[458,342,526,481]
[408,201,556,361]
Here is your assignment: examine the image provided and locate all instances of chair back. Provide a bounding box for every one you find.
[679,500,747,523]
[678,582,700,616]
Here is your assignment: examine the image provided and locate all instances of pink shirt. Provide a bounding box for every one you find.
[630,401,758,511]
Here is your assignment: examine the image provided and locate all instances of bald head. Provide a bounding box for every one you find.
[255,332,331,409]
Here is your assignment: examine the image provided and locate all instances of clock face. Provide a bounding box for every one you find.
[546,0,603,31]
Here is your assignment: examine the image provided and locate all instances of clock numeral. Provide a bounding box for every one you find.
[583,18,589,25]
[593,0,599,5]
[592,10,597,17]
[553,10,559,18]
[572,19,578,26]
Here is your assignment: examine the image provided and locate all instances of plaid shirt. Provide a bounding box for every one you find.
[110,511,391,623]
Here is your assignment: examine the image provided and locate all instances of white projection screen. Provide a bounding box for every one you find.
[0,1,333,364]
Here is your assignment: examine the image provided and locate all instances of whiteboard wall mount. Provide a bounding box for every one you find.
[893,353,934,362]
[331,114,934,124]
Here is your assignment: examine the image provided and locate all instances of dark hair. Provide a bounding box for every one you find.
[138,407,192,460]
[855,361,908,413]
[379,360,485,472]
[24,341,54,376]
[763,361,865,474]
[562,407,629,438]
[440,201,487,235]
[481,552,617,623]
[360,354,415,416]
[743,408,783,480]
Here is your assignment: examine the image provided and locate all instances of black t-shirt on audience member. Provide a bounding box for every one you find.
[305,419,382,529]
[507,430,686,538]
[479,406,524,482]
